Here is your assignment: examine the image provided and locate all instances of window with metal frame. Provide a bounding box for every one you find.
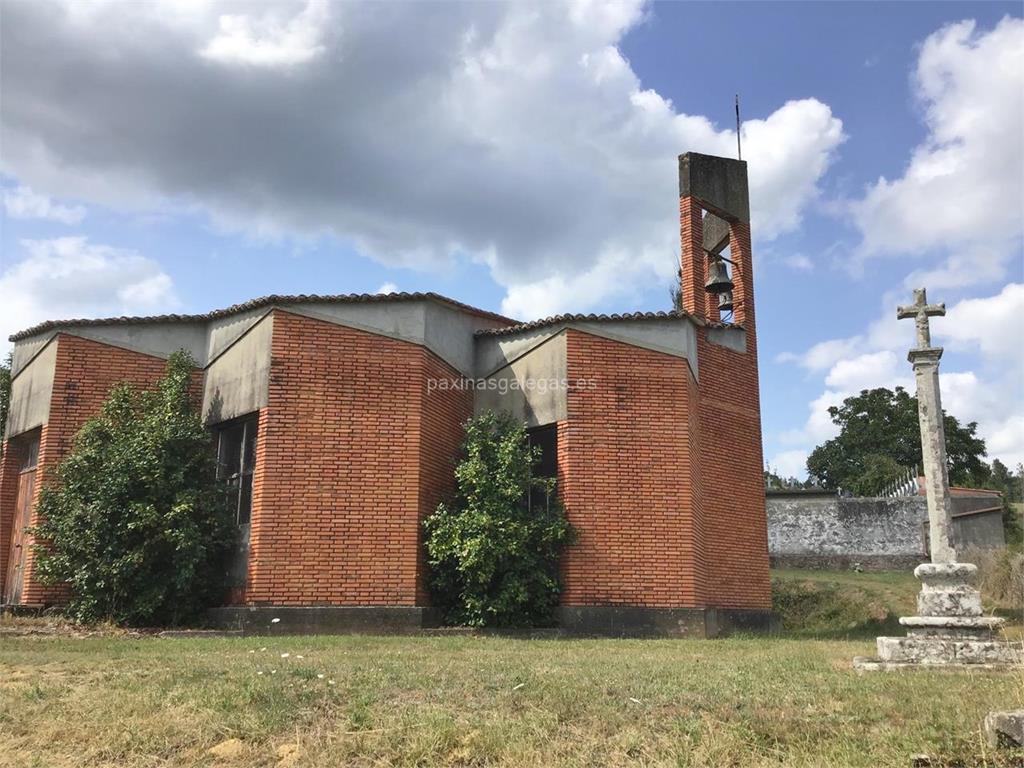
[527,424,558,512]
[19,435,39,473]
[215,416,258,526]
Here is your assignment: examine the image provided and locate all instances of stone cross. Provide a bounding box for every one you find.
[897,288,946,348]
[897,287,956,563]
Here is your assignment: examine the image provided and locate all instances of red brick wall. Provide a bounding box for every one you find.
[3,311,770,614]
[696,329,771,610]
[679,196,706,322]
[246,310,469,606]
[416,354,473,603]
[560,329,707,607]
[16,334,169,606]
[677,188,770,611]
[727,221,755,335]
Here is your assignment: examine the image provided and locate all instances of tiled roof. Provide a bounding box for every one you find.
[474,310,738,337]
[9,292,516,342]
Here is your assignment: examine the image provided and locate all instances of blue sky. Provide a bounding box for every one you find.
[2,1,1022,475]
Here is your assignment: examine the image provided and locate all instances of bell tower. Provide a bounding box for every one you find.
[678,153,755,344]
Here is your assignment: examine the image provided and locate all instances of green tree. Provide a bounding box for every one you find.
[988,458,1023,503]
[806,387,988,494]
[423,411,573,627]
[0,353,11,457]
[848,454,905,497]
[986,459,1024,546]
[33,351,234,626]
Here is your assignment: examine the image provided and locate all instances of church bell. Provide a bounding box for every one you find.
[704,257,734,294]
[717,290,734,312]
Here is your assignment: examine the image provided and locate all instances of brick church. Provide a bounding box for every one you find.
[1,153,773,635]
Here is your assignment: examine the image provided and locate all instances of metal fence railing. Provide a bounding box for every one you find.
[878,465,919,498]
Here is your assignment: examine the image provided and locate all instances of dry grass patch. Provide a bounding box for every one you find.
[1,632,1022,767]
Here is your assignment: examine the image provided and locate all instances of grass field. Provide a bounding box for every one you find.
[771,566,1023,640]
[0,571,1021,768]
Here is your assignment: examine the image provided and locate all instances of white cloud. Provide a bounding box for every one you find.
[782,15,1024,479]
[0,237,178,348]
[782,253,813,272]
[776,335,864,372]
[375,282,398,295]
[779,350,912,450]
[824,350,908,392]
[778,285,1024,472]
[767,449,810,479]
[200,0,329,68]
[940,282,1024,358]
[902,243,1012,292]
[3,185,85,224]
[851,17,1024,284]
[0,0,844,320]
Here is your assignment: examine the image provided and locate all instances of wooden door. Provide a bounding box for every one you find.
[4,467,36,605]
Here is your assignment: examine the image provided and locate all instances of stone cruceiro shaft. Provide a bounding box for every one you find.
[853,287,1020,670]
[897,288,956,564]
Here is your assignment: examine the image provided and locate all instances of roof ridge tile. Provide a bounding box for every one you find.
[9,291,516,342]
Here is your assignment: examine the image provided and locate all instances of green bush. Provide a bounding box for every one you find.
[423,411,573,627]
[33,351,235,626]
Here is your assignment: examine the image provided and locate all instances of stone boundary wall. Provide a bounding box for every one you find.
[768,495,928,571]
[767,493,1005,571]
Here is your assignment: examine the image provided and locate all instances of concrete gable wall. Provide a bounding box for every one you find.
[66,323,207,363]
[424,301,505,377]
[6,298,495,436]
[474,316,698,380]
[5,339,57,438]
[474,331,568,427]
[11,334,56,377]
[280,301,427,350]
[203,313,274,424]
[207,309,272,362]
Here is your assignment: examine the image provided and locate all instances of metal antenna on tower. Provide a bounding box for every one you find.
[735,94,742,160]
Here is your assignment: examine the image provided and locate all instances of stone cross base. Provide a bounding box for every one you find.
[853,563,1022,671]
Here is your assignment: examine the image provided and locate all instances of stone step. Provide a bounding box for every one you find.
[899,615,1005,631]
[876,635,1022,665]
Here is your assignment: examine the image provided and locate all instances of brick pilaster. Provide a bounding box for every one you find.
[704,281,722,323]
[560,329,706,607]
[679,196,705,321]
[728,221,755,347]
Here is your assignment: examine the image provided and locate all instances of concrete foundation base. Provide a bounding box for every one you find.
[206,606,443,635]
[208,605,778,637]
[854,562,1022,671]
[770,554,924,572]
[556,606,778,638]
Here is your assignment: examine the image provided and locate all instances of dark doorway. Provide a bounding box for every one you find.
[4,433,39,605]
